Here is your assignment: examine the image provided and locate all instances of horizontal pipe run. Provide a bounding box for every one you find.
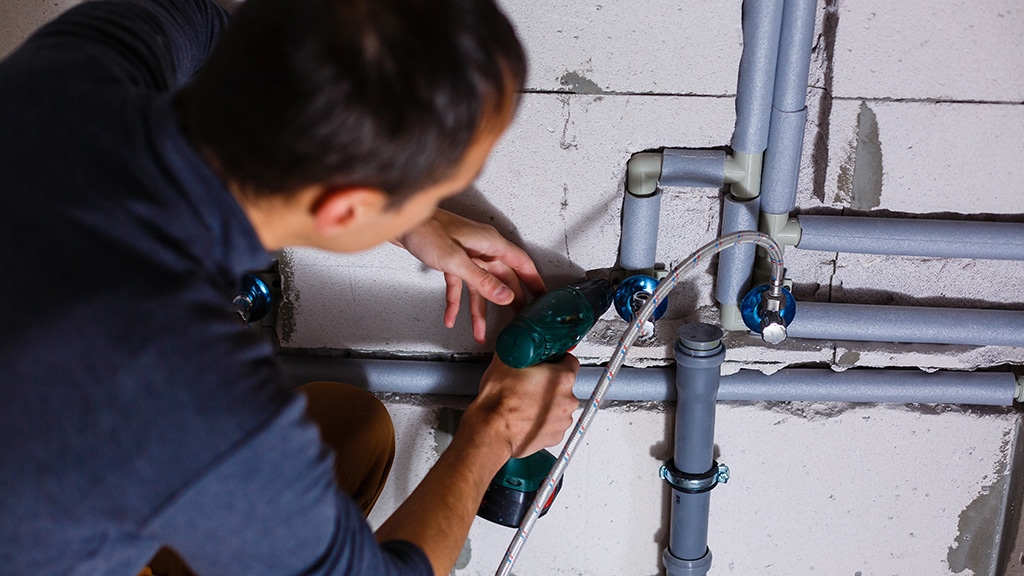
[731,0,783,154]
[796,215,1024,261]
[660,149,726,189]
[721,368,1016,405]
[277,356,1018,406]
[788,302,1024,347]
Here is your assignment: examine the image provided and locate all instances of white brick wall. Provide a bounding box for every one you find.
[6,0,1023,574]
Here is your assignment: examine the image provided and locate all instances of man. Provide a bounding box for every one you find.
[0,0,580,574]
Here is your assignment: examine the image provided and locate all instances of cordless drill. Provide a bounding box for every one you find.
[477,278,614,527]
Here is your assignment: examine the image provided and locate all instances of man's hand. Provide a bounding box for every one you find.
[375,354,579,575]
[468,354,580,458]
[394,209,546,343]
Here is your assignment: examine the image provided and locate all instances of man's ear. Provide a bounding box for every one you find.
[310,187,389,238]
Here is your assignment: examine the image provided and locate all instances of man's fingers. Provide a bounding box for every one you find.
[440,249,516,307]
[494,242,546,297]
[479,259,526,309]
[443,273,463,328]
[469,289,488,344]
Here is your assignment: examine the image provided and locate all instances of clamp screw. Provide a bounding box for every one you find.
[716,463,730,485]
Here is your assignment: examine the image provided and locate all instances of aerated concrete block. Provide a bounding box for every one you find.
[830,0,1024,102]
[499,0,741,96]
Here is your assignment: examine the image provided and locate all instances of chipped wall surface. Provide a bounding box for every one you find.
[5,0,1024,575]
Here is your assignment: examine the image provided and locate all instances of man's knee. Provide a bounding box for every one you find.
[298,381,395,514]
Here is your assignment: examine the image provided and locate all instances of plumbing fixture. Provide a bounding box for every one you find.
[617,0,788,328]
[787,302,1024,347]
[660,461,730,495]
[716,195,760,330]
[740,283,797,345]
[495,231,787,576]
[613,274,669,337]
[619,153,663,277]
[795,215,1024,261]
[758,0,816,218]
[232,273,273,325]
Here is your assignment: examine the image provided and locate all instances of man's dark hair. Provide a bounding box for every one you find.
[178,0,526,202]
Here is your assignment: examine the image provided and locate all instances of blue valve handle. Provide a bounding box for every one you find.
[613,274,669,323]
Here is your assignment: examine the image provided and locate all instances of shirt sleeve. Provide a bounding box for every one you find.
[10,0,228,92]
[141,394,434,576]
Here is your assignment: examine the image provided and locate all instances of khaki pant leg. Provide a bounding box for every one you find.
[298,381,396,516]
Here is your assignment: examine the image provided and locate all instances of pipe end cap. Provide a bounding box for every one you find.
[677,323,724,351]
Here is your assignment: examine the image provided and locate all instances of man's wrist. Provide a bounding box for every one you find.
[451,402,514,473]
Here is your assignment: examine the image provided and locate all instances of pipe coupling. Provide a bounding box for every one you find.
[659,459,730,494]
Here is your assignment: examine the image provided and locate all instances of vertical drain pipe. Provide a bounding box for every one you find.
[716,0,783,330]
[662,323,728,576]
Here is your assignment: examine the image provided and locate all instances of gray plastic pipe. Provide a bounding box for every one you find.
[619,188,663,272]
[787,302,1024,346]
[760,0,817,216]
[731,0,784,155]
[663,324,726,576]
[621,148,732,272]
[660,148,727,189]
[277,355,1019,406]
[797,215,1024,261]
[715,195,760,306]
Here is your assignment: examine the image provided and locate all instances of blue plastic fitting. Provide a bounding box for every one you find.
[233,273,273,324]
[739,284,796,335]
[614,275,669,323]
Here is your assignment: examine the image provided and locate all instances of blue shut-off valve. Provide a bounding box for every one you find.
[612,274,669,334]
[740,283,796,345]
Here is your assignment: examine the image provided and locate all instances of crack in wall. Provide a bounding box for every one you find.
[561,184,572,261]
[826,252,839,303]
[558,94,577,150]
[810,0,840,203]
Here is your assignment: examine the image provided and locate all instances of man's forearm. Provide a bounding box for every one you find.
[374,409,510,576]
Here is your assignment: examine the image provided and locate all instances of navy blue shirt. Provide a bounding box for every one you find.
[0,1,431,574]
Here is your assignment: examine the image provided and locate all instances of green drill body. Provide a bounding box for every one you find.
[479,279,614,527]
[495,278,614,369]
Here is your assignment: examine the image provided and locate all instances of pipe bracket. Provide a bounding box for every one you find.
[660,459,730,494]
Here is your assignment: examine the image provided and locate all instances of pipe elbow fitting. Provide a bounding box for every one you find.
[627,152,663,197]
